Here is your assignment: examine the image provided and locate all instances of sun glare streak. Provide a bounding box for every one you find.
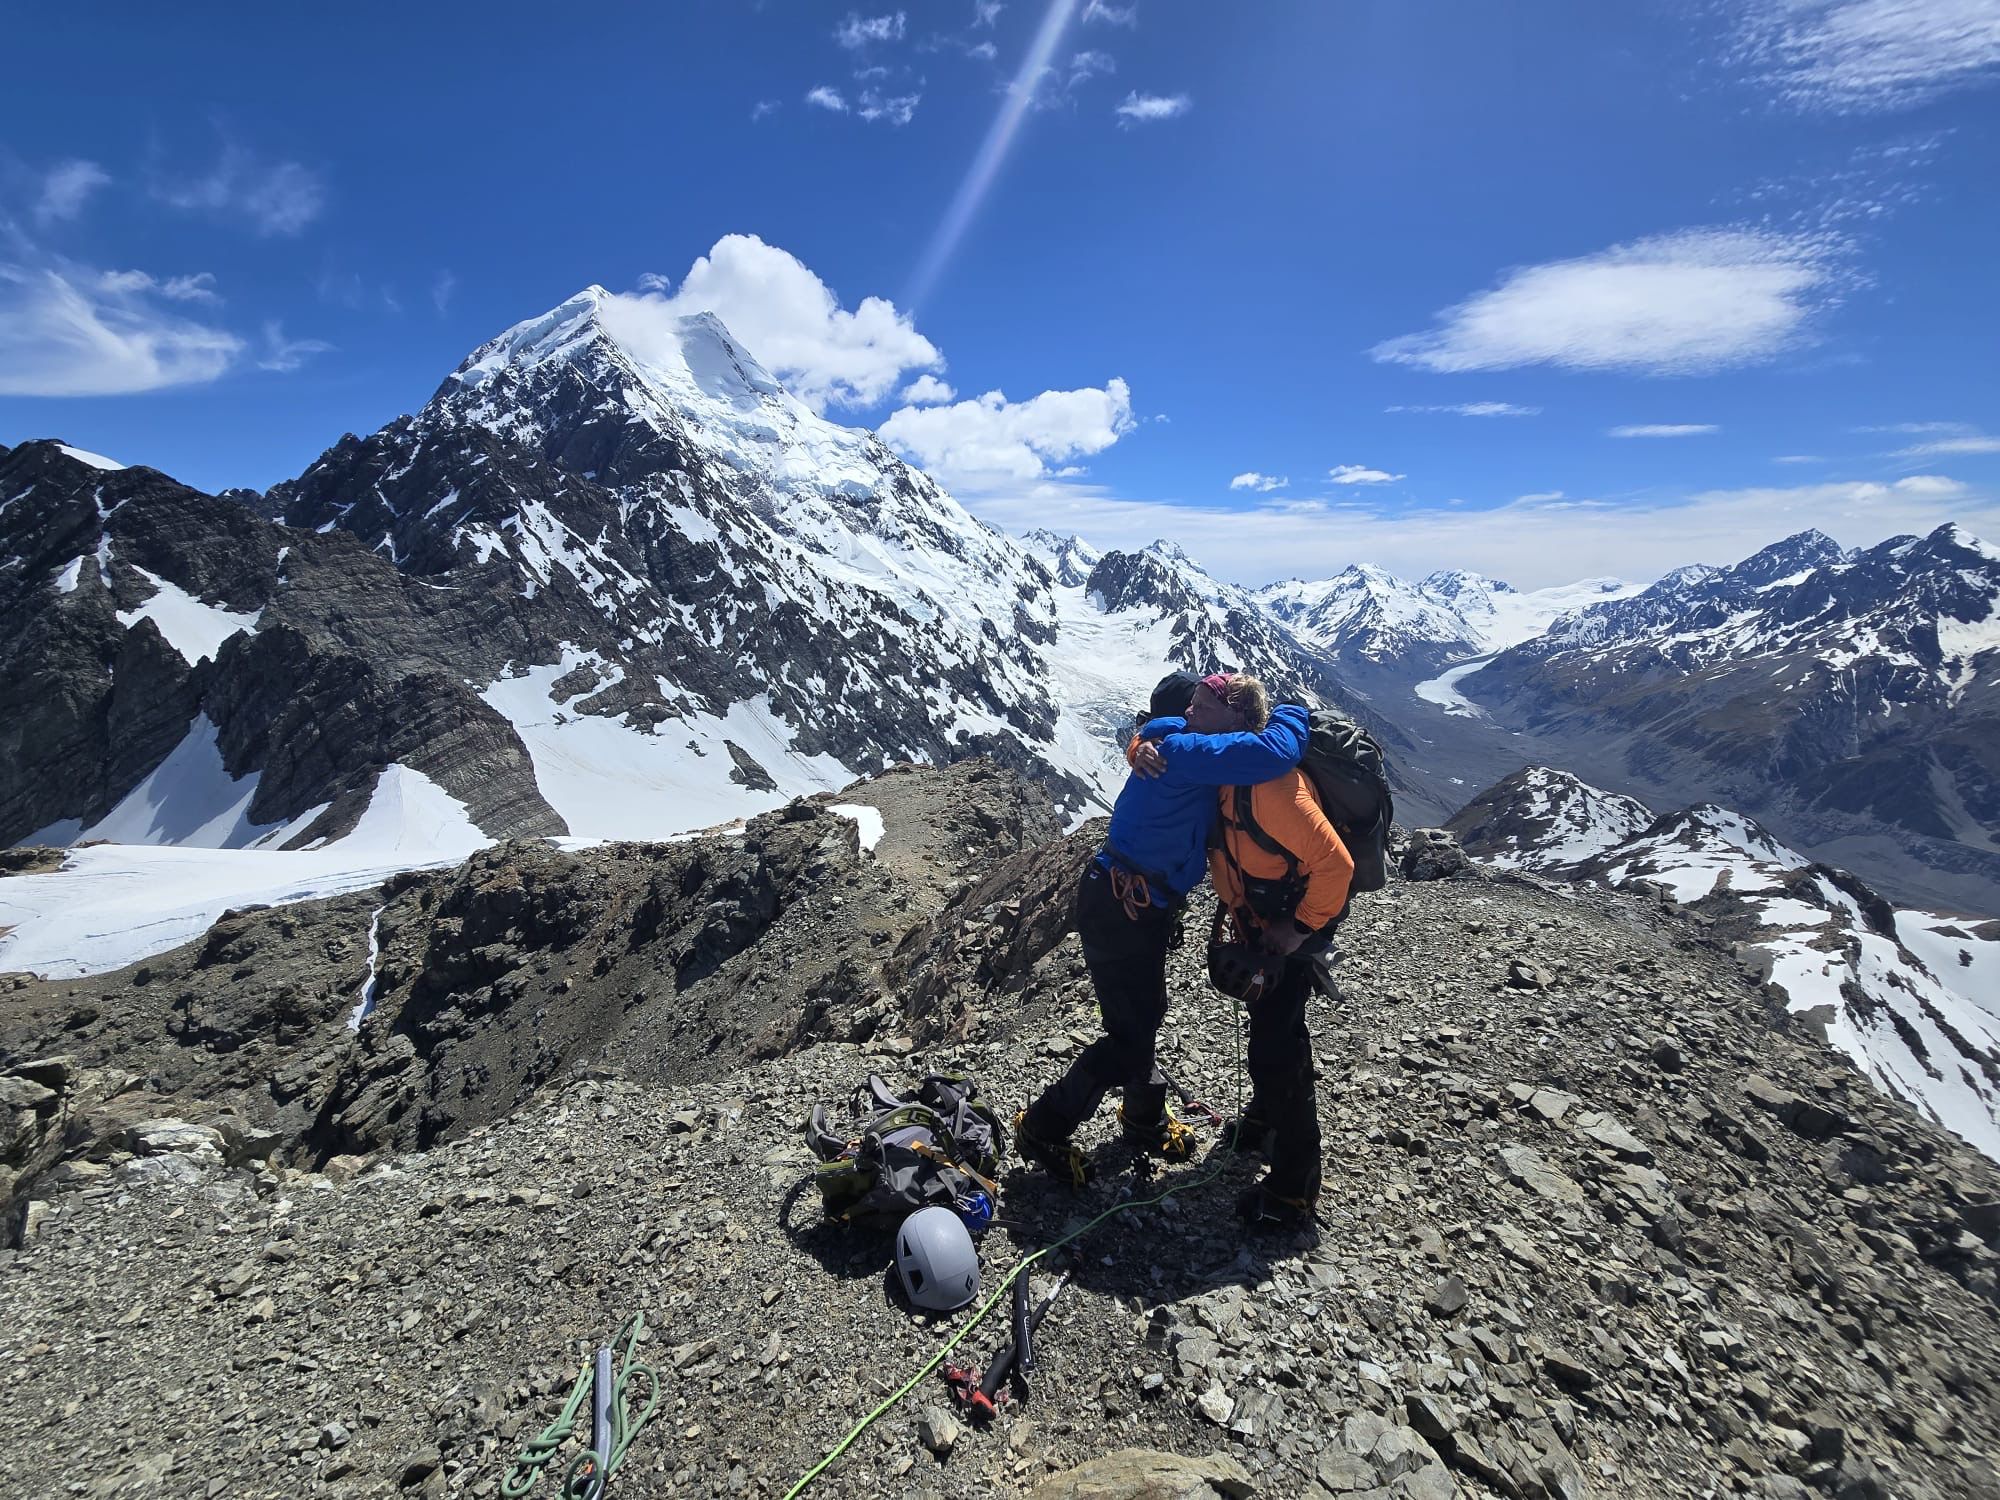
[906,0,1080,312]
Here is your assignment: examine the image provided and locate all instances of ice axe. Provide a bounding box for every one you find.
[942,1270,1071,1420]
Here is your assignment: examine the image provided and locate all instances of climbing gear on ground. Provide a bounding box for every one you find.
[781,984,1258,1500]
[805,1072,1005,1230]
[1012,1109,1092,1186]
[1157,1067,1224,1126]
[954,1188,995,1233]
[1117,1099,1199,1161]
[896,1205,982,1312]
[942,1269,1073,1421]
[502,1312,660,1499]
[1206,903,1283,1003]
[1236,707,1394,898]
[1235,1183,1317,1234]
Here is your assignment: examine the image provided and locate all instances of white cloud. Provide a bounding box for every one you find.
[1328,464,1404,485]
[899,373,957,405]
[878,378,1135,487]
[97,270,221,305]
[1734,0,2000,112]
[835,11,907,49]
[432,270,456,315]
[35,161,111,226]
[0,262,242,396]
[963,475,1997,591]
[1372,227,1852,376]
[1609,423,1721,438]
[1517,490,1566,503]
[154,147,325,237]
[751,99,781,122]
[1115,91,1191,124]
[619,233,941,411]
[256,320,333,372]
[969,40,999,60]
[974,1,1004,25]
[1895,433,2000,457]
[1084,0,1139,25]
[1069,50,1117,86]
[1230,472,1289,492]
[858,90,922,125]
[1774,454,1825,463]
[1386,401,1540,417]
[806,86,849,112]
[1857,420,1968,433]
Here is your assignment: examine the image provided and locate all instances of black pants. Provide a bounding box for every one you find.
[1024,863,1176,1140]
[1244,951,1322,1203]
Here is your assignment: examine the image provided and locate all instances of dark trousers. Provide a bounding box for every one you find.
[1025,863,1175,1140]
[1245,952,1322,1203]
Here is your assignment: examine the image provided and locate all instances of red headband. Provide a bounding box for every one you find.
[1200,673,1233,702]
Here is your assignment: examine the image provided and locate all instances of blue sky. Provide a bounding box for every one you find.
[3,1,1997,587]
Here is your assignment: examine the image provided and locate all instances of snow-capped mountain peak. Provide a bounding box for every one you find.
[1449,767,2000,1161]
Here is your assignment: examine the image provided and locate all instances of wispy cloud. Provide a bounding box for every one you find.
[1083,0,1139,25]
[858,89,922,125]
[974,1,1004,25]
[1328,464,1403,485]
[97,269,220,305]
[623,233,940,411]
[880,379,1136,488]
[1069,50,1117,87]
[751,99,781,122]
[806,86,849,112]
[1373,227,1853,376]
[1774,454,1825,463]
[1857,419,1971,433]
[835,11,907,49]
[34,161,111,226]
[0,261,242,395]
[1609,423,1720,438]
[431,270,456,315]
[153,145,325,237]
[1115,90,1191,125]
[1733,0,2000,112]
[1895,432,2000,457]
[1230,472,1289,492]
[256,320,333,372]
[1386,401,1540,417]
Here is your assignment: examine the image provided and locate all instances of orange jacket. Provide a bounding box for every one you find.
[1209,771,1354,934]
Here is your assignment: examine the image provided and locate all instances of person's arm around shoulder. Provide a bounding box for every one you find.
[1148,703,1308,786]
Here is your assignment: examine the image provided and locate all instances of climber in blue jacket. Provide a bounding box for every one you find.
[1015,671,1306,1183]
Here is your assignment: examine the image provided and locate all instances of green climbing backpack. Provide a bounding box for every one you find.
[805,1072,1006,1230]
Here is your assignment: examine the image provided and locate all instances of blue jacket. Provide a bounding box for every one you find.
[1099,702,1309,899]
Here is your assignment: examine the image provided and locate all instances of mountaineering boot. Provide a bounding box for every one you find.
[1216,1108,1272,1158]
[1117,1100,1198,1162]
[1235,1183,1316,1234]
[1013,1110,1092,1186]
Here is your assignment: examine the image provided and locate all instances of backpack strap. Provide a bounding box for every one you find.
[1231,784,1302,882]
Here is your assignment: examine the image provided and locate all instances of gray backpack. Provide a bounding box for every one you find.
[805,1073,1005,1230]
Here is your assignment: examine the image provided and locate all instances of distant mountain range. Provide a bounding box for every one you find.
[4,284,1996,937]
[1449,764,2000,1162]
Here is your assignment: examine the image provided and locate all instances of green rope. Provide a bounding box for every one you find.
[502,1312,661,1499]
[780,992,1252,1500]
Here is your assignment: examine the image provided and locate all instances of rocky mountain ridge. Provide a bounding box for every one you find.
[3,763,1998,1499]
[1448,766,2000,1163]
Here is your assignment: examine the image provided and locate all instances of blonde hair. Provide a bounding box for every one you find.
[1223,674,1271,730]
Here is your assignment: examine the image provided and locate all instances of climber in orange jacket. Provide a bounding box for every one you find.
[1135,672,1352,1233]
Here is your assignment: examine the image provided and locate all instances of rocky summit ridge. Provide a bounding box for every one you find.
[3,763,1999,1500]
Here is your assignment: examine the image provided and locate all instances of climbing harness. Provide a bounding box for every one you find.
[501,1313,660,1499]
[942,1269,1072,1420]
[779,991,1255,1500]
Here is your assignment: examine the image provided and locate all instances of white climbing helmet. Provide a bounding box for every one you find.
[895,1206,980,1313]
